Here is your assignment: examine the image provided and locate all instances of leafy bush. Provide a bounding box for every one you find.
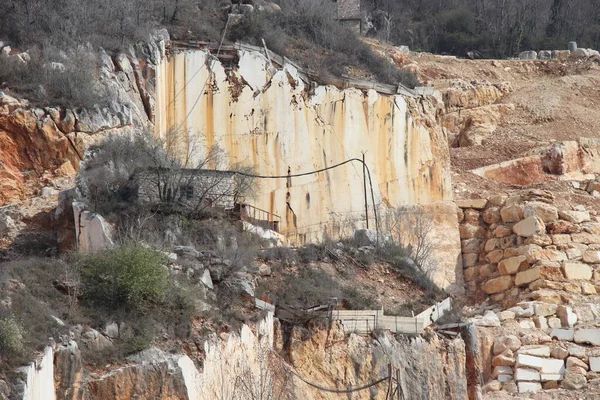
[82,245,168,310]
[0,316,24,357]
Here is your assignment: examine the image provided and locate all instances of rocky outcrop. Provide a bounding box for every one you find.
[382,201,463,290]
[86,349,190,400]
[438,79,514,147]
[282,322,468,399]
[472,139,600,186]
[73,202,114,252]
[0,35,165,207]
[154,48,453,245]
[17,346,56,400]
[54,341,84,400]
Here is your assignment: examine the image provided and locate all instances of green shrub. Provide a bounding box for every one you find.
[82,245,168,310]
[0,316,24,357]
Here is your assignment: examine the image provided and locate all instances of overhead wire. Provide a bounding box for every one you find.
[234,157,380,237]
[290,369,389,393]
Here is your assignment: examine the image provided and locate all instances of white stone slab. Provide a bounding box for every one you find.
[518,381,541,393]
[574,329,600,346]
[551,329,575,341]
[514,368,540,381]
[541,373,564,382]
[589,356,600,372]
[518,346,551,357]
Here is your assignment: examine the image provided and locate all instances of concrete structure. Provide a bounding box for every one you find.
[133,168,237,209]
[335,0,361,33]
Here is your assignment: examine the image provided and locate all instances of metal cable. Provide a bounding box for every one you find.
[291,369,389,393]
[234,157,380,236]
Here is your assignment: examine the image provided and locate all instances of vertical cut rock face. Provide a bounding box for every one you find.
[154,49,453,244]
[281,323,468,399]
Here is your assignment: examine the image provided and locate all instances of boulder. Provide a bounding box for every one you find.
[524,202,558,223]
[508,306,534,318]
[484,380,502,392]
[519,319,536,329]
[551,329,575,341]
[104,322,119,339]
[172,246,202,259]
[559,210,591,224]
[493,366,513,378]
[571,233,600,244]
[519,51,538,60]
[581,281,597,294]
[548,317,562,329]
[200,269,214,289]
[574,329,600,346]
[503,380,518,393]
[524,235,552,246]
[494,335,522,354]
[518,381,541,393]
[514,354,565,375]
[498,310,516,321]
[514,368,540,381]
[557,306,578,328]
[483,276,513,294]
[534,303,558,317]
[562,262,592,280]
[583,251,600,263]
[461,238,482,254]
[566,356,588,370]
[561,370,586,389]
[513,216,545,237]
[517,345,550,357]
[498,256,527,275]
[79,328,114,352]
[474,311,501,327]
[493,352,516,367]
[463,209,481,224]
[552,347,569,360]
[463,253,479,268]
[501,205,523,223]
[482,207,501,224]
[570,48,599,59]
[487,250,504,264]
[533,316,548,330]
[493,225,513,238]
[552,234,572,245]
[455,199,488,209]
[589,357,600,372]
[459,224,486,239]
[548,220,581,235]
[516,267,554,287]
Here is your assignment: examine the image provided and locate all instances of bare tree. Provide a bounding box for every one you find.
[79,130,257,217]
[385,206,438,277]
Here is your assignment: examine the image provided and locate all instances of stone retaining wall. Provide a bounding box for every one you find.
[457,190,600,306]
